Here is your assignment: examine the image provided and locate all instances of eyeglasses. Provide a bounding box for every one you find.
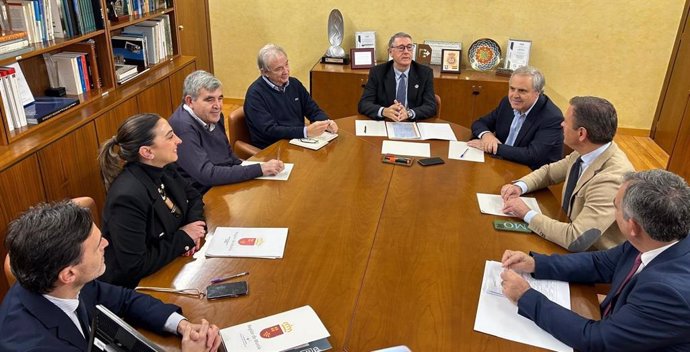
[136,286,206,299]
[391,45,414,52]
[299,138,319,144]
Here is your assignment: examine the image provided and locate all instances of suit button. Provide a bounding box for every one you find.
[184,246,190,251]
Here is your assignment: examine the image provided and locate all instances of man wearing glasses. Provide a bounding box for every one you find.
[358,32,437,121]
[245,43,338,149]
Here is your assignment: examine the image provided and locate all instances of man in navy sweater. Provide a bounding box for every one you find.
[170,70,284,194]
[244,44,338,149]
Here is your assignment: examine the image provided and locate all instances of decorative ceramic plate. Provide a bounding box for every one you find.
[468,38,501,71]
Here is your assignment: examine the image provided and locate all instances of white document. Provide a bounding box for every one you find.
[475,261,572,352]
[386,122,420,139]
[424,40,462,65]
[241,161,294,181]
[7,62,34,106]
[386,122,457,141]
[382,140,431,158]
[206,227,288,259]
[356,120,387,136]
[448,141,484,162]
[289,132,338,150]
[221,305,330,352]
[476,193,542,216]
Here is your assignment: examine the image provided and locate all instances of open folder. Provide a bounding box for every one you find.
[386,122,458,141]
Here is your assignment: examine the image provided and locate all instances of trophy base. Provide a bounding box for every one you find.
[321,55,350,65]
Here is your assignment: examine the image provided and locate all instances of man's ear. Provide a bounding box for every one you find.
[627,217,644,239]
[183,95,193,106]
[578,127,588,143]
[57,265,77,286]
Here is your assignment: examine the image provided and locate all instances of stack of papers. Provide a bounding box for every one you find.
[220,305,331,351]
[448,141,484,163]
[356,120,387,136]
[289,132,338,150]
[206,227,288,259]
[476,193,542,216]
[386,122,457,141]
[241,161,294,181]
[381,140,430,158]
[474,261,572,351]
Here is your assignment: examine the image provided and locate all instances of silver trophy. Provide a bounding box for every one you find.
[322,9,349,64]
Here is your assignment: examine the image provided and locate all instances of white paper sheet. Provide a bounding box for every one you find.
[241,161,294,181]
[356,120,387,136]
[476,193,541,216]
[448,141,484,162]
[221,305,330,351]
[381,140,430,158]
[474,261,572,352]
[206,227,288,259]
[417,122,457,141]
[288,132,338,150]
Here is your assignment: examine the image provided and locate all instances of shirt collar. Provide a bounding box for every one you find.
[394,66,410,79]
[183,104,216,132]
[261,75,290,92]
[579,141,611,172]
[43,292,80,317]
[640,240,679,270]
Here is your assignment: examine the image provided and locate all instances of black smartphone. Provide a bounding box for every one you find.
[206,281,249,299]
[418,157,445,166]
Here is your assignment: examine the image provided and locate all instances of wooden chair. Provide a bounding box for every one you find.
[434,94,442,118]
[227,107,260,160]
[4,197,97,287]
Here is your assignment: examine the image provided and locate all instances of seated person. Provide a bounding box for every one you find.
[169,70,284,194]
[358,32,437,121]
[244,43,338,149]
[468,66,563,170]
[98,114,207,288]
[501,96,634,251]
[0,200,221,352]
[500,169,690,351]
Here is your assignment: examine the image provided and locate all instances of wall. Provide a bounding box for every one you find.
[209,0,685,130]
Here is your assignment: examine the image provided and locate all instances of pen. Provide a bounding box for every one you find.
[364,125,367,134]
[460,147,469,158]
[277,146,281,161]
[210,271,249,284]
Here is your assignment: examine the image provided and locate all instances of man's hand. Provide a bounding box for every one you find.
[306,120,330,137]
[500,269,531,304]
[501,250,535,273]
[325,120,338,133]
[260,159,285,176]
[500,184,522,201]
[179,319,222,352]
[382,101,406,121]
[477,132,501,154]
[502,197,531,219]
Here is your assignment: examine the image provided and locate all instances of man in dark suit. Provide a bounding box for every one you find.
[358,32,437,121]
[500,169,690,351]
[468,66,563,169]
[0,201,221,351]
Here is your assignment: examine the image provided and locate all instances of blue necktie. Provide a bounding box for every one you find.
[562,157,583,214]
[396,73,407,107]
[505,113,526,146]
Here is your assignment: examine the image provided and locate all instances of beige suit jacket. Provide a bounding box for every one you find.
[520,142,634,251]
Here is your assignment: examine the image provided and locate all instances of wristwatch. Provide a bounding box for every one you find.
[407,108,415,120]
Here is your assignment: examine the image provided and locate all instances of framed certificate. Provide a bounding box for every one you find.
[441,49,462,73]
[350,48,375,69]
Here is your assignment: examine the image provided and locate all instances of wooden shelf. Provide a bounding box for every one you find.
[108,7,174,30]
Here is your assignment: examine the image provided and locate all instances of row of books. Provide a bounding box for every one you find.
[112,14,172,84]
[0,0,102,44]
[0,30,30,58]
[119,0,171,17]
[43,39,101,95]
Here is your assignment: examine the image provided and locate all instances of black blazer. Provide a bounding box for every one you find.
[101,162,204,288]
[358,60,437,120]
[471,94,564,170]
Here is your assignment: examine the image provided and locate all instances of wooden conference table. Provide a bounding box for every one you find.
[140,116,599,351]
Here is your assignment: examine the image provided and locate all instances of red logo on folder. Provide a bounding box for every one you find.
[260,325,284,338]
[238,238,256,245]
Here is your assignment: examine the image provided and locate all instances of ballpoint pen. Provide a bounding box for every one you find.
[364,125,367,134]
[277,146,281,161]
[210,271,249,284]
[460,147,469,158]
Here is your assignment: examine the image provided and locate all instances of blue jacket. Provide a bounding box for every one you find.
[519,237,690,351]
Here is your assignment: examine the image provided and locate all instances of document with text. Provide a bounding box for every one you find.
[381,140,431,158]
[206,227,288,259]
[356,120,388,136]
[386,122,457,141]
[476,193,541,216]
[448,141,484,162]
[474,261,572,352]
[241,161,294,181]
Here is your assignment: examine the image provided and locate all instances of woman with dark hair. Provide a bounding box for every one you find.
[98,113,206,288]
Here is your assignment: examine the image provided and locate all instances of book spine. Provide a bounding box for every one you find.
[0,72,16,131]
[0,31,28,43]
[0,39,30,54]
[78,53,90,90]
[26,99,77,124]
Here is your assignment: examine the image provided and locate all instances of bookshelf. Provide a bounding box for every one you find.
[0,0,198,298]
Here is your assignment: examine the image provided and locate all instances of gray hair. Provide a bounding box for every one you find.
[569,96,617,144]
[622,169,690,242]
[388,32,412,48]
[511,66,545,93]
[257,43,287,72]
[182,70,222,103]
